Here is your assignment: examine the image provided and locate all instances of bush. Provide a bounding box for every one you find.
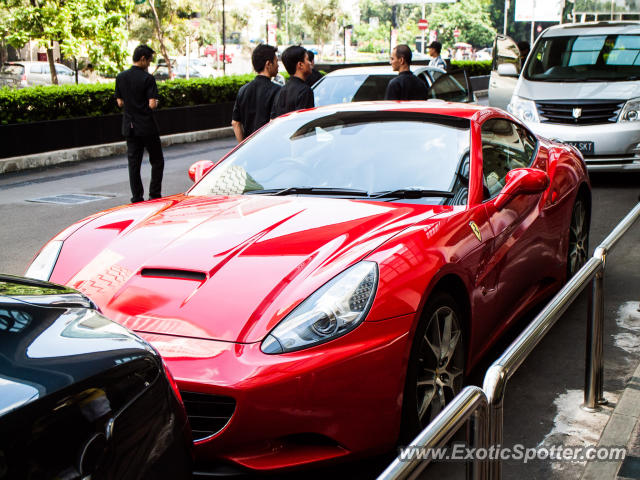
[0,74,254,125]
[450,60,492,76]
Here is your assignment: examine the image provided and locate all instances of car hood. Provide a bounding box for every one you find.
[62,195,440,343]
[517,78,640,101]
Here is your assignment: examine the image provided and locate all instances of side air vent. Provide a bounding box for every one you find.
[180,391,236,441]
[140,269,206,281]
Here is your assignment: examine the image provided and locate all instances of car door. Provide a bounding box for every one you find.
[479,117,553,328]
[425,69,474,103]
[488,35,521,110]
[56,65,76,85]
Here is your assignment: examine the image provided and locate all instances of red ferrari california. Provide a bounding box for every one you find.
[26,102,590,474]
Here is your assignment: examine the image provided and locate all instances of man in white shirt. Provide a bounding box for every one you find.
[428,41,447,70]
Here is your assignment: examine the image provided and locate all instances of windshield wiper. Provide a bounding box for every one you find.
[370,189,454,199]
[245,187,370,197]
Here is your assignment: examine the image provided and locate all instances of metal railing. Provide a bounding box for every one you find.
[378,202,640,480]
[377,386,489,480]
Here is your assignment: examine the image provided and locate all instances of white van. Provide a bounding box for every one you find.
[489,21,640,171]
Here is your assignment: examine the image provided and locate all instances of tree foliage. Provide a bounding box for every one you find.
[300,0,339,46]
[2,0,131,79]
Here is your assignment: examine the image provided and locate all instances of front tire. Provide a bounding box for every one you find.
[567,194,590,279]
[400,291,465,442]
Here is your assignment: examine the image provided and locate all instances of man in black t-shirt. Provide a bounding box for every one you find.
[231,44,281,142]
[271,46,315,119]
[115,45,164,203]
[384,44,428,101]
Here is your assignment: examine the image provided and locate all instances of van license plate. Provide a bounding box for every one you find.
[566,141,594,154]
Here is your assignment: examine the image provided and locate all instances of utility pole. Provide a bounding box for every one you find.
[503,0,510,35]
[222,0,226,74]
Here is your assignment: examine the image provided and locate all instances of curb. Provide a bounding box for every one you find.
[581,361,640,479]
[0,126,234,175]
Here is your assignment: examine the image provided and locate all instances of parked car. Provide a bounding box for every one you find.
[0,274,192,479]
[26,101,590,474]
[312,65,475,106]
[203,45,233,63]
[0,61,90,87]
[489,21,640,171]
[154,57,216,80]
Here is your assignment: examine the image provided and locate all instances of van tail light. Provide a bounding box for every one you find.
[20,74,27,86]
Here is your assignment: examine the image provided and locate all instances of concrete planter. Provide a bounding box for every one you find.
[1,102,234,159]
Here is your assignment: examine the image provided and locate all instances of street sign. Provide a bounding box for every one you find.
[454,28,460,37]
[418,19,429,30]
[515,0,562,21]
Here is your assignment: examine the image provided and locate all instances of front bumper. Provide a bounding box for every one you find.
[138,313,415,473]
[529,120,640,172]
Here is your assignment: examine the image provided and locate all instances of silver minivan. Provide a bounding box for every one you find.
[489,21,640,171]
[0,61,90,87]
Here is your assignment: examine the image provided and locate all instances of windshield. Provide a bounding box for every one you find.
[524,34,640,81]
[189,110,470,204]
[313,74,396,106]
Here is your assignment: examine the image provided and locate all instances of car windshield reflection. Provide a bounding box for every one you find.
[189,110,471,205]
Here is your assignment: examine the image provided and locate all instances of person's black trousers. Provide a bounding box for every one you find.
[126,134,164,203]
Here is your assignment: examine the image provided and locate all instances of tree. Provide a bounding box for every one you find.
[300,0,339,48]
[4,0,131,82]
[426,0,496,48]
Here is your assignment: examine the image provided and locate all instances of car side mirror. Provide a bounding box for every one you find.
[494,168,549,210]
[497,62,519,77]
[188,160,215,183]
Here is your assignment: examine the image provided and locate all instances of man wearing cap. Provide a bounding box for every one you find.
[428,41,447,70]
[384,44,428,101]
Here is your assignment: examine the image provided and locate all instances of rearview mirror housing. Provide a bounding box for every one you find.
[188,160,215,183]
[494,168,549,210]
[497,62,519,77]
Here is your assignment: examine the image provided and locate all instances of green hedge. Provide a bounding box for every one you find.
[450,60,492,77]
[0,74,254,126]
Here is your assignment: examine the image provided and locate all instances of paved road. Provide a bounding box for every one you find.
[0,138,639,479]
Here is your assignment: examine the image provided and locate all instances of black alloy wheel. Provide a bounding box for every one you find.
[401,291,465,441]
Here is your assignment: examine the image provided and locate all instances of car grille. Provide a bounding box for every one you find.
[536,100,624,125]
[181,391,236,441]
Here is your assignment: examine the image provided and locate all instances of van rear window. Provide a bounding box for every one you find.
[1,64,24,75]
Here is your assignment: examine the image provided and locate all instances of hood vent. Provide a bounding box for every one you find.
[140,268,206,281]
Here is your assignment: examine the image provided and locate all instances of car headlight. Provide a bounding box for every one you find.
[508,96,540,123]
[25,240,63,281]
[261,262,378,354]
[619,97,640,122]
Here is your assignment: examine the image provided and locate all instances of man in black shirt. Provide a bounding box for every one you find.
[271,46,315,118]
[231,44,281,142]
[385,44,428,101]
[305,50,323,87]
[115,45,164,203]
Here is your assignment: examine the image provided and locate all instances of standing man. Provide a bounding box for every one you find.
[231,44,281,143]
[115,45,164,203]
[428,41,447,70]
[271,45,314,118]
[305,50,323,87]
[385,44,428,101]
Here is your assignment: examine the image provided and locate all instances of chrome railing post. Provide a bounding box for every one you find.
[483,364,507,480]
[466,399,489,480]
[377,386,489,480]
[584,251,605,410]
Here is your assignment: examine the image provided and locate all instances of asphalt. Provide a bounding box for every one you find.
[3,89,640,479]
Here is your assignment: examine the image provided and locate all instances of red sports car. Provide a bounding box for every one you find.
[26,102,590,474]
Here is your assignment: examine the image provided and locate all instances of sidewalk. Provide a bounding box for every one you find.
[584,360,640,480]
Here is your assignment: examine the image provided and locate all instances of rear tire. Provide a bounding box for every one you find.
[400,291,465,443]
[567,194,590,279]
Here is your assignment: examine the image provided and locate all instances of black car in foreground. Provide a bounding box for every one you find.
[0,275,192,479]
